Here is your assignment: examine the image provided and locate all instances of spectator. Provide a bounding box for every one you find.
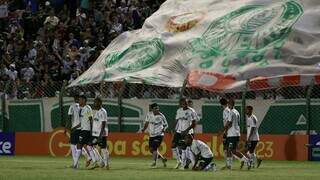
[6,64,18,81]
[20,63,34,82]
[44,9,59,27]
[0,0,166,99]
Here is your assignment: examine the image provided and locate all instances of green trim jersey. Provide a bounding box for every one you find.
[227,108,241,137]
[92,108,108,137]
[246,114,260,141]
[79,105,93,131]
[175,107,197,134]
[145,112,168,137]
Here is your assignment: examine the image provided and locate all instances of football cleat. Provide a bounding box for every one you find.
[162,158,167,167]
[257,159,262,168]
[174,162,181,169]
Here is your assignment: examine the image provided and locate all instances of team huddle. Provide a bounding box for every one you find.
[65,95,261,171]
[65,95,109,169]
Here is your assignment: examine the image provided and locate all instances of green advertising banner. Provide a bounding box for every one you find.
[3,98,320,134]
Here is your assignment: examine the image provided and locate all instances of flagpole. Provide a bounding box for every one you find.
[179,75,188,100]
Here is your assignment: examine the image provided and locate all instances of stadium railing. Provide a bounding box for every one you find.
[1,79,319,135]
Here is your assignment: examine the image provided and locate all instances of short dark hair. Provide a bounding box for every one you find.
[95,97,102,103]
[185,134,194,140]
[180,97,187,102]
[79,95,87,101]
[187,99,193,104]
[150,103,158,109]
[228,99,235,106]
[247,105,253,110]
[219,98,228,105]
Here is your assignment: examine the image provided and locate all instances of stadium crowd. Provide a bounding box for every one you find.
[0,0,164,99]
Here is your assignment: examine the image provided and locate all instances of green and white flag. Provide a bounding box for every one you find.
[70,0,320,92]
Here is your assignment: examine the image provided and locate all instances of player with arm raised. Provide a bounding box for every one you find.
[223,99,250,170]
[141,103,168,168]
[171,98,197,170]
[185,134,216,171]
[245,105,262,168]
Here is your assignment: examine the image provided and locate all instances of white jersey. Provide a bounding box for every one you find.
[190,140,213,158]
[175,107,197,134]
[68,103,81,129]
[79,105,93,131]
[189,107,200,122]
[145,112,168,137]
[246,114,260,141]
[223,107,231,126]
[227,108,241,137]
[92,108,108,137]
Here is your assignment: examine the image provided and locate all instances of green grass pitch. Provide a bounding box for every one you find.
[0,156,319,180]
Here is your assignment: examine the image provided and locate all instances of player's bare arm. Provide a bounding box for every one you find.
[141,122,149,133]
[223,121,232,135]
[89,116,93,133]
[99,121,106,139]
[171,119,178,134]
[64,115,72,134]
[192,153,200,171]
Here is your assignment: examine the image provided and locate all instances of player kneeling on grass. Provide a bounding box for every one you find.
[184,134,216,171]
[245,106,262,168]
[88,97,110,169]
[140,103,168,168]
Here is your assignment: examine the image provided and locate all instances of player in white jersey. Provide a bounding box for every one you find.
[245,106,262,168]
[223,99,249,170]
[171,98,198,170]
[185,134,216,171]
[73,95,95,169]
[88,97,110,169]
[219,98,230,162]
[185,100,200,169]
[141,103,168,168]
[64,94,81,167]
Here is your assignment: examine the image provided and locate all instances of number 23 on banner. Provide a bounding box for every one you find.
[238,141,274,158]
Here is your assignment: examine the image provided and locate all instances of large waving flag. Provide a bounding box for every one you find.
[70,0,320,92]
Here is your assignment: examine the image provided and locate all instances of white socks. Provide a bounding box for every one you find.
[93,147,103,164]
[87,146,96,163]
[157,150,164,160]
[226,157,232,167]
[74,148,82,167]
[251,153,257,165]
[241,156,248,163]
[101,148,109,166]
[233,154,242,161]
[82,147,91,161]
[186,147,195,167]
[172,148,181,163]
[70,144,77,165]
[181,150,186,167]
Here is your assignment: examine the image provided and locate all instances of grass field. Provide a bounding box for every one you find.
[0,156,319,180]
